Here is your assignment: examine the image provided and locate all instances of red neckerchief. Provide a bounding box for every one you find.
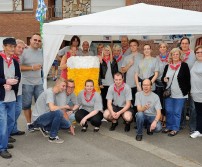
[114,55,122,63]
[159,52,169,62]
[0,52,13,68]
[122,46,129,54]
[114,83,125,96]
[12,55,20,63]
[103,56,110,64]
[84,89,96,103]
[183,50,191,62]
[169,62,181,70]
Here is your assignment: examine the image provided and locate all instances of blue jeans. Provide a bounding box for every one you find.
[135,112,162,135]
[12,95,22,134]
[33,110,63,138]
[22,84,44,110]
[0,101,16,151]
[60,118,71,129]
[165,97,186,131]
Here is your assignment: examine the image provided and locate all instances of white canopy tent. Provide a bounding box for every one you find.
[43,3,202,88]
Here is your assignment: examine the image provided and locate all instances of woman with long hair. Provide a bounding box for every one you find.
[99,45,118,110]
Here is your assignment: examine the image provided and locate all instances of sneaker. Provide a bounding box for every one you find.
[8,137,16,143]
[94,127,100,132]
[147,128,153,135]
[48,136,64,144]
[7,144,14,149]
[136,135,143,141]
[81,123,88,132]
[124,123,130,132]
[27,124,35,132]
[109,122,118,131]
[0,150,12,159]
[39,127,49,137]
[190,131,202,138]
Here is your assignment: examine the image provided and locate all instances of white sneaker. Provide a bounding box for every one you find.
[48,136,64,144]
[190,131,202,138]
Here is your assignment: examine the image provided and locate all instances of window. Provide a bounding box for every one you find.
[22,0,33,10]
[0,0,13,12]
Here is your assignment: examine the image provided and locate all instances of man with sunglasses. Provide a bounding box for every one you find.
[20,33,44,130]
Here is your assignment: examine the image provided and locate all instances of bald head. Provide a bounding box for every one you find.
[82,41,90,52]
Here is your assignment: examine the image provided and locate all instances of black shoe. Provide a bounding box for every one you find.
[8,136,16,143]
[94,127,100,132]
[11,131,25,136]
[7,144,14,149]
[124,123,130,132]
[147,128,153,135]
[109,122,118,131]
[39,127,49,137]
[0,150,12,159]
[136,135,143,141]
[28,124,35,132]
[81,124,88,132]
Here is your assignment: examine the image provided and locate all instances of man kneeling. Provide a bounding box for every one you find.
[135,79,162,141]
[104,72,133,132]
[29,78,73,143]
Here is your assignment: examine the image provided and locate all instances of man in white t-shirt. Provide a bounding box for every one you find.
[135,79,162,141]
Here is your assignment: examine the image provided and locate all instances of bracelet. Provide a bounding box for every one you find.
[32,65,34,71]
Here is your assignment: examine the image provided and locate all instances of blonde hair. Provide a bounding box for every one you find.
[16,39,25,46]
[55,77,67,85]
[159,42,168,48]
[113,44,122,52]
[102,45,113,62]
[194,45,202,54]
[168,48,184,64]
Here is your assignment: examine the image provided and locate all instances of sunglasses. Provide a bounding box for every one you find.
[33,39,42,42]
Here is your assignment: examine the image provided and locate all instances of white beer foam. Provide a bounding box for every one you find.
[67,56,100,69]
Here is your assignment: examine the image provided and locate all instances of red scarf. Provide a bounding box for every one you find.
[114,83,125,96]
[103,57,110,64]
[159,52,169,62]
[169,62,181,71]
[114,55,122,63]
[84,89,96,103]
[122,46,129,54]
[183,50,190,62]
[0,52,13,68]
[12,55,20,63]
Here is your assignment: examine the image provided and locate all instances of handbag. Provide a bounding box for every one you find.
[163,71,176,98]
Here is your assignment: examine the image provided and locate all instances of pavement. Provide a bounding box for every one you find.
[1,79,202,167]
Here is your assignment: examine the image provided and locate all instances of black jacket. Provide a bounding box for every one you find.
[161,62,190,96]
[99,58,118,85]
[0,56,21,101]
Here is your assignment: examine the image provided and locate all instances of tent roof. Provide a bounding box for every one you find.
[44,3,202,36]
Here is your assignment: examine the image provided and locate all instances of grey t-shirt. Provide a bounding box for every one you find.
[32,88,54,121]
[106,83,132,107]
[77,90,103,112]
[165,65,188,98]
[102,61,114,86]
[135,91,162,116]
[77,50,94,56]
[122,53,143,88]
[156,56,168,80]
[184,50,196,70]
[122,47,131,57]
[137,57,159,79]
[57,46,82,57]
[55,91,78,106]
[191,61,202,102]
[20,47,43,85]
[3,60,16,102]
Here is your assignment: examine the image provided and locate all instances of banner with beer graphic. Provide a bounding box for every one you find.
[67,56,100,95]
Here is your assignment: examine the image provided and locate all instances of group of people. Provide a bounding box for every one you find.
[0,34,202,160]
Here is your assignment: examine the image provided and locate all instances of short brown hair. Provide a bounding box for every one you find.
[194,45,202,54]
[85,79,94,86]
